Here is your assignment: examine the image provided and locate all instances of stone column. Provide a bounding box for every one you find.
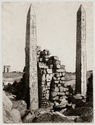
[25,5,38,110]
[75,5,87,97]
[3,65,10,73]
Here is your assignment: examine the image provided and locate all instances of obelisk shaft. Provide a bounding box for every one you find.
[75,5,87,97]
[25,5,38,110]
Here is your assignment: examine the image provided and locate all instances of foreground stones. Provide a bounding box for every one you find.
[64,107,93,122]
[23,109,76,123]
[3,91,93,123]
[3,91,13,112]
[12,100,27,118]
[3,92,22,123]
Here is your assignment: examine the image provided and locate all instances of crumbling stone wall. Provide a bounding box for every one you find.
[37,46,69,109]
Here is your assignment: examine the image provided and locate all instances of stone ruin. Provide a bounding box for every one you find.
[2,4,93,123]
[25,5,69,110]
[37,47,69,109]
[25,4,90,111]
[3,65,11,73]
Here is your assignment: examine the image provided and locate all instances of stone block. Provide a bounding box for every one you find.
[46,81,51,87]
[52,96,59,101]
[59,86,64,92]
[57,92,65,96]
[56,69,65,73]
[46,74,52,82]
[12,100,27,118]
[60,80,65,84]
[51,86,59,92]
[51,91,58,97]
[11,109,22,123]
[46,69,52,74]
[54,80,59,84]
[3,91,12,112]
[60,76,65,81]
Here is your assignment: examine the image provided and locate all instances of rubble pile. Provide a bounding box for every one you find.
[3,91,22,123]
[38,64,53,108]
[37,46,69,109]
[49,60,69,110]
[37,47,52,108]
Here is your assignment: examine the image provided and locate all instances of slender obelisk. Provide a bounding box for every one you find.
[25,5,38,110]
[75,5,87,97]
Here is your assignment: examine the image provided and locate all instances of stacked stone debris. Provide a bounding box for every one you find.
[37,47,53,108]
[37,46,69,109]
[49,57,69,110]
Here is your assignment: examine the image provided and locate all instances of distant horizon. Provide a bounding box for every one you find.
[3,68,93,73]
[2,2,93,72]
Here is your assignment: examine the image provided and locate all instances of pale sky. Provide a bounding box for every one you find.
[2,2,93,72]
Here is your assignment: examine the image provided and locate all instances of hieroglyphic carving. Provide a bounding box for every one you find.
[25,5,38,110]
[76,5,87,97]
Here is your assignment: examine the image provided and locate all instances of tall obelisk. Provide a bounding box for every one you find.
[25,5,38,110]
[75,5,87,97]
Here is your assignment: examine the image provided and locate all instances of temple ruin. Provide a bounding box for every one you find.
[25,4,88,110]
